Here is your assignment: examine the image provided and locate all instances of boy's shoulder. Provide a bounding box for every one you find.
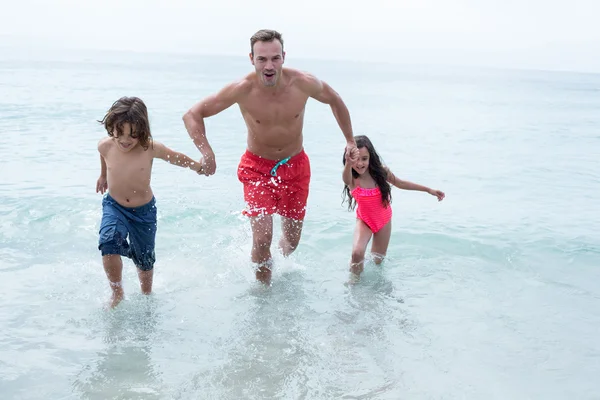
[149,140,167,154]
[98,137,113,154]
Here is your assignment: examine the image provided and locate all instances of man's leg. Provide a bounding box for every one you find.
[250,214,274,284]
[277,149,310,258]
[279,216,303,257]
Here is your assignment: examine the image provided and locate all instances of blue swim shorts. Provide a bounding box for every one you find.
[98,193,157,271]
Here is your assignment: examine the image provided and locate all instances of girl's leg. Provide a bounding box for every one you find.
[350,219,373,276]
[370,220,392,265]
[103,254,124,308]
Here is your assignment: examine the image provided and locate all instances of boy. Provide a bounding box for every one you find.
[95,96,203,308]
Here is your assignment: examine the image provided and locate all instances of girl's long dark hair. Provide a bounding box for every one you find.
[342,135,392,211]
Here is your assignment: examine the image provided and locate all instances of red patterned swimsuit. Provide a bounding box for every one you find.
[350,186,392,233]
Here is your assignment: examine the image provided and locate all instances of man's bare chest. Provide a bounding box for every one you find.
[241,91,308,126]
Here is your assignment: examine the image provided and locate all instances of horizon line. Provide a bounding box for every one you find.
[1,36,599,77]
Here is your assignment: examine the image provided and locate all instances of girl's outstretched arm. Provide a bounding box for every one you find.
[385,167,445,201]
[342,148,355,189]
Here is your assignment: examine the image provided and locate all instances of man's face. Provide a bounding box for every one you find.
[250,40,285,87]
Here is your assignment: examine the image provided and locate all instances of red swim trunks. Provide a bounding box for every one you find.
[237,149,311,220]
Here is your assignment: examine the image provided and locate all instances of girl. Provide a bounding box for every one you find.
[342,135,445,278]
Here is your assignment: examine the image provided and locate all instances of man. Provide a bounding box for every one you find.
[183,29,358,284]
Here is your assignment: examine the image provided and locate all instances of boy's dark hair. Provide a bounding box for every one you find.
[99,96,152,150]
[250,29,284,55]
[342,135,392,211]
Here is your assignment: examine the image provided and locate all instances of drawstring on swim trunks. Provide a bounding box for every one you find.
[270,156,291,177]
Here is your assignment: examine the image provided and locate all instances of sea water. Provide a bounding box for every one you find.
[1,48,599,399]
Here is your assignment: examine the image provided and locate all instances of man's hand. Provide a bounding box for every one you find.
[199,152,216,176]
[344,146,356,165]
[345,141,359,163]
[96,176,107,194]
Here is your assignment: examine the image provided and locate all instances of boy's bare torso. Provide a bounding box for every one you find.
[99,138,155,207]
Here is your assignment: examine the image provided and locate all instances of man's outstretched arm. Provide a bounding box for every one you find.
[182,80,248,175]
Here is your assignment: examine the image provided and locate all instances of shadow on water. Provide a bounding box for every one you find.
[71,296,164,399]
[329,260,414,399]
[172,256,417,399]
[175,269,316,399]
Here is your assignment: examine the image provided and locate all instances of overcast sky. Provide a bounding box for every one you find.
[1,0,599,73]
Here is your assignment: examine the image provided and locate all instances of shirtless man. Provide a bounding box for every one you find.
[183,29,359,284]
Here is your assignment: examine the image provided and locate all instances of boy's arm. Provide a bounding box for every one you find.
[100,155,107,177]
[96,139,110,194]
[153,141,202,172]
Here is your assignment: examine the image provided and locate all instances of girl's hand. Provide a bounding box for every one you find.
[345,142,359,163]
[345,147,358,165]
[428,188,445,201]
[96,176,107,194]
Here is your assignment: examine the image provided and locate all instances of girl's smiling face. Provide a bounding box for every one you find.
[353,147,370,175]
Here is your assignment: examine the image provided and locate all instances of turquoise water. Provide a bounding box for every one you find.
[1,49,599,399]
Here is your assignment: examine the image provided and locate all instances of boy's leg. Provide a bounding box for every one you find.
[129,238,156,295]
[98,196,130,308]
[370,221,392,265]
[127,199,158,295]
[350,219,373,276]
[137,267,154,294]
[102,254,124,308]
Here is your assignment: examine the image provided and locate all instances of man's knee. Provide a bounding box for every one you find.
[252,229,272,258]
[253,231,272,247]
[283,231,301,249]
[251,214,273,237]
[279,237,299,258]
